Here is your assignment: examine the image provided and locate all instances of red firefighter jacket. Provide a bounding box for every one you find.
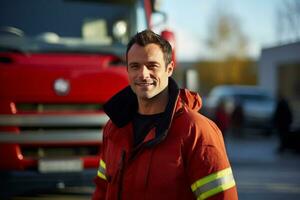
[92,78,238,200]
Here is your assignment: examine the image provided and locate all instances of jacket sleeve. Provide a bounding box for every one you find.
[92,122,110,200]
[183,116,238,200]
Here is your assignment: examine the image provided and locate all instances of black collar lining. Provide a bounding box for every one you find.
[103,77,180,146]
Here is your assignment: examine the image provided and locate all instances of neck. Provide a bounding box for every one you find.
[138,87,169,115]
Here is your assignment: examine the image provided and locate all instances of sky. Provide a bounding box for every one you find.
[155,0,284,61]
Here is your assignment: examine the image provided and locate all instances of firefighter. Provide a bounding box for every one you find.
[92,30,238,200]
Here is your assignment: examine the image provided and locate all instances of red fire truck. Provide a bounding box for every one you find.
[0,0,175,198]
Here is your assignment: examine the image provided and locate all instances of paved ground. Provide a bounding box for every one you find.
[227,134,300,200]
[10,133,300,200]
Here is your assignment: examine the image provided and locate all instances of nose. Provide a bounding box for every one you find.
[138,65,150,79]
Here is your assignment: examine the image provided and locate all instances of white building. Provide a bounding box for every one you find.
[259,41,300,128]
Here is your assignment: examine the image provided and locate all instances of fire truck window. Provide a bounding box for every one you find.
[82,19,112,45]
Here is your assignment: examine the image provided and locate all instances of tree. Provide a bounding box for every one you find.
[206,10,249,60]
[276,0,300,43]
[197,7,256,92]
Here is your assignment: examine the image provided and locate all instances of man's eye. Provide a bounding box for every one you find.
[148,64,158,69]
[130,65,139,69]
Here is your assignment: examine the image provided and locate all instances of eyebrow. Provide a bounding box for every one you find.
[128,61,160,66]
[147,61,160,65]
[128,62,139,67]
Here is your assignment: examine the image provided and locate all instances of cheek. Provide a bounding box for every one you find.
[155,73,168,86]
[161,70,170,79]
[127,71,136,81]
[128,78,135,88]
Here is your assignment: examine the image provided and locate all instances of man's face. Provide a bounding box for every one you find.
[127,43,174,101]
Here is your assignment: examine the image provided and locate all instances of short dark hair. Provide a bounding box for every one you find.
[126,29,172,66]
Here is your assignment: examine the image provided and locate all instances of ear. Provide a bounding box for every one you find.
[167,61,174,77]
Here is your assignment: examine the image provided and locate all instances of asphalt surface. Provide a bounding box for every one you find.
[227,133,300,200]
[11,133,300,200]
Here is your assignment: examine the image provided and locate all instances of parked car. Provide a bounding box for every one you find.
[204,85,276,135]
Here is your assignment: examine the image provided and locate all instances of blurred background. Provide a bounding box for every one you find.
[161,1,300,199]
[0,0,299,199]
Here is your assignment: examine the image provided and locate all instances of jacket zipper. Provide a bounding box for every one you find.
[117,150,126,200]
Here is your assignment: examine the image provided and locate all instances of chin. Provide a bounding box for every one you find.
[137,93,154,100]
[135,88,153,98]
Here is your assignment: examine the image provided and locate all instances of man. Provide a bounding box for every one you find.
[92,30,238,200]
[273,93,293,153]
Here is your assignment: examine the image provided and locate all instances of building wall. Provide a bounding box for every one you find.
[259,42,300,128]
[259,42,300,96]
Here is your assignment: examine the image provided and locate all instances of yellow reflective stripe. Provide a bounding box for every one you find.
[97,170,107,180]
[97,159,107,180]
[198,178,235,200]
[100,159,106,169]
[191,168,232,191]
[191,167,235,200]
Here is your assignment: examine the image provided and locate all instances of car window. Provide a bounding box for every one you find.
[234,94,273,102]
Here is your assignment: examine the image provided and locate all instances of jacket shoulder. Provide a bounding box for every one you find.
[176,105,223,146]
[179,105,217,129]
[103,120,118,137]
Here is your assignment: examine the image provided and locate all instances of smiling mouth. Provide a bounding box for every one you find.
[135,80,155,86]
[137,82,153,86]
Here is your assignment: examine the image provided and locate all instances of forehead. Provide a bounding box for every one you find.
[127,43,164,63]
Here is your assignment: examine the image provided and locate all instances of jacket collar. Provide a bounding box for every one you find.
[103,77,202,146]
[103,78,179,143]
